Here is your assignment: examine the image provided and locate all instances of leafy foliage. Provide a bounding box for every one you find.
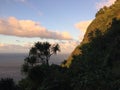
[21,42,60,75]
[2,1,120,90]
[69,18,120,90]
[19,18,120,90]
[0,78,19,90]
[65,0,120,67]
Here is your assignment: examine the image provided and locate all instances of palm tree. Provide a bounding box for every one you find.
[51,44,60,54]
[23,42,60,71]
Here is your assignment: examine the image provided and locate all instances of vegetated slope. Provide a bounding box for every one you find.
[18,1,120,89]
[69,18,120,89]
[65,0,120,67]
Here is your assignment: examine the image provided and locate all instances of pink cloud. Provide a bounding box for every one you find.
[96,0,116,9]
[75,20,92,32]
[0,17,72,40]
[75,20,92,41]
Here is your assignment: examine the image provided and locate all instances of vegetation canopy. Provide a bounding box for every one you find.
[22,42,60,74]
[1,0,120,90]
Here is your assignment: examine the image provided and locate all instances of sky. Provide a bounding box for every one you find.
[0,0,116,54]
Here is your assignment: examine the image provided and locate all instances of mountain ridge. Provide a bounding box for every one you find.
[65,0,120,67]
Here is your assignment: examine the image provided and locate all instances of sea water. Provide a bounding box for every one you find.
[0,53,68,82]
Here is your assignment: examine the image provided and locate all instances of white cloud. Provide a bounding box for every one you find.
[0,17,72,40]
[0,41,79,54]
[0,43,30,53]
[96,0,116,9]
[58,40,79,54]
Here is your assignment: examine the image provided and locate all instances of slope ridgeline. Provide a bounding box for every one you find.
[65,0,120,67]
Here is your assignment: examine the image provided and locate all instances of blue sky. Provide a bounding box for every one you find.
[0,0,116,53]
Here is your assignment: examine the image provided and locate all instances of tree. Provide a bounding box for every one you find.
[0,78,18,90]
[22,42,60,74]
[68,18,120,90]
[61,60,67,67]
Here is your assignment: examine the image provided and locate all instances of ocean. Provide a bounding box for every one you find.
[0,53,69,82]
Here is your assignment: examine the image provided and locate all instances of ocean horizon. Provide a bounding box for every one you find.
[0,53,69,82]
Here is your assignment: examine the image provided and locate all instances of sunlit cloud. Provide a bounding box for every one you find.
[75,20,92,32]
[75,20,92,40]
[96,0,116,9]
[0,17,72,40]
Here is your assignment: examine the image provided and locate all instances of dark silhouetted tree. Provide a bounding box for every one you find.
[0,78,18,90]
[22,42,60,74]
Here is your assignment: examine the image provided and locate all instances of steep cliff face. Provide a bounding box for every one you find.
[65,0,120,67]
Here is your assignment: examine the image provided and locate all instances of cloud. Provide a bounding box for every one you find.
[75,20,92,41]
[0,41,79,54]
[0,43,30,53]
[59,40,79,54]
[0,17,72,40]
[75,20,92,32]
[50,40,79,54]
[96,0,116,9]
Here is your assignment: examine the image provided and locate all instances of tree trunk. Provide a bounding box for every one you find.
[46,57,49,66]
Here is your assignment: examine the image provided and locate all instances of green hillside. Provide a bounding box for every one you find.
[2,1,120,90]
[65,0,120,67]
[19,0,120,89]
